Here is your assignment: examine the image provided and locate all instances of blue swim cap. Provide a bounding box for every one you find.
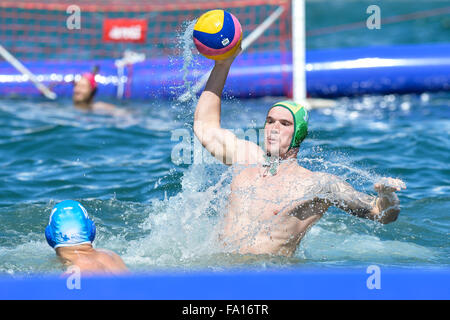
[45,200,96,248]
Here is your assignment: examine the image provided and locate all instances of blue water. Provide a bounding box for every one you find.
[0,92,449,275]
[0,0,449,275]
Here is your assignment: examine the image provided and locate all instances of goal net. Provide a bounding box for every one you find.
[0,0,292,61]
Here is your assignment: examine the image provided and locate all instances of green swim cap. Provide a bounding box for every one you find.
[266,100,309,149]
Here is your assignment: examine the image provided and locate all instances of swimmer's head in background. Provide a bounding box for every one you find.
[265,100,309,150]
[84,65,99,88]
[45,200,96,249]
[73,66,99,104]
[81,72,97,90]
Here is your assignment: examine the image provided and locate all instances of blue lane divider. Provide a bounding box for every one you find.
[1,268,448,300]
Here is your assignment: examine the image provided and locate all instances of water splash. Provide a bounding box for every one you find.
[121,164,232,270]
[169,20,202,127]
[179,20,198,105]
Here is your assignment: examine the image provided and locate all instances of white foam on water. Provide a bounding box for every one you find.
[298,218,437,264]
[0,240,60,275]
[118,164,231,270]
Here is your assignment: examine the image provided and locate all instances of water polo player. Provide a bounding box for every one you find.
[45,200,128,274]
[72,71,98,108]
[72,67,128,117]
[193,46,406,256]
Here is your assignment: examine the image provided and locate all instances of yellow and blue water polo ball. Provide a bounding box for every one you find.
[193,9,242,60]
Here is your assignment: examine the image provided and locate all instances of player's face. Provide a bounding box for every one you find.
[264,107,295,157]
[73,77,93,103]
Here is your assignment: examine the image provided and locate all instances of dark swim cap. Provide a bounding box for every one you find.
[266,100,309,149]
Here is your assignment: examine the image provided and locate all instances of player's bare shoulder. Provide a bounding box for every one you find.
[313,171,348,192]
[290,166,336,195]
[96,248,122,263]
[311,171,335,183]
[291,163,315,181]
[95,249,128,273]
[70,254,106,274]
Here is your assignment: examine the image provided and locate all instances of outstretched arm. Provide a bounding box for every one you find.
[322,174,406,224]
[193,47,264,166]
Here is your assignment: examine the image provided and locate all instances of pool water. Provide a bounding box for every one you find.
[0,92,448,275]
[1,0,449,275]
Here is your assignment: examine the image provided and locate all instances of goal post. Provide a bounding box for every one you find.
[292,0,306,102]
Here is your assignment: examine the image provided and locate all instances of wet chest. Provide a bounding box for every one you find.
[230,168,309,217]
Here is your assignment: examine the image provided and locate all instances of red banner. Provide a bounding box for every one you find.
[103,19,147,43]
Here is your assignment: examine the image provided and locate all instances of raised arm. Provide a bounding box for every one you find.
[193,47,264,166]
[321,174,406,224]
